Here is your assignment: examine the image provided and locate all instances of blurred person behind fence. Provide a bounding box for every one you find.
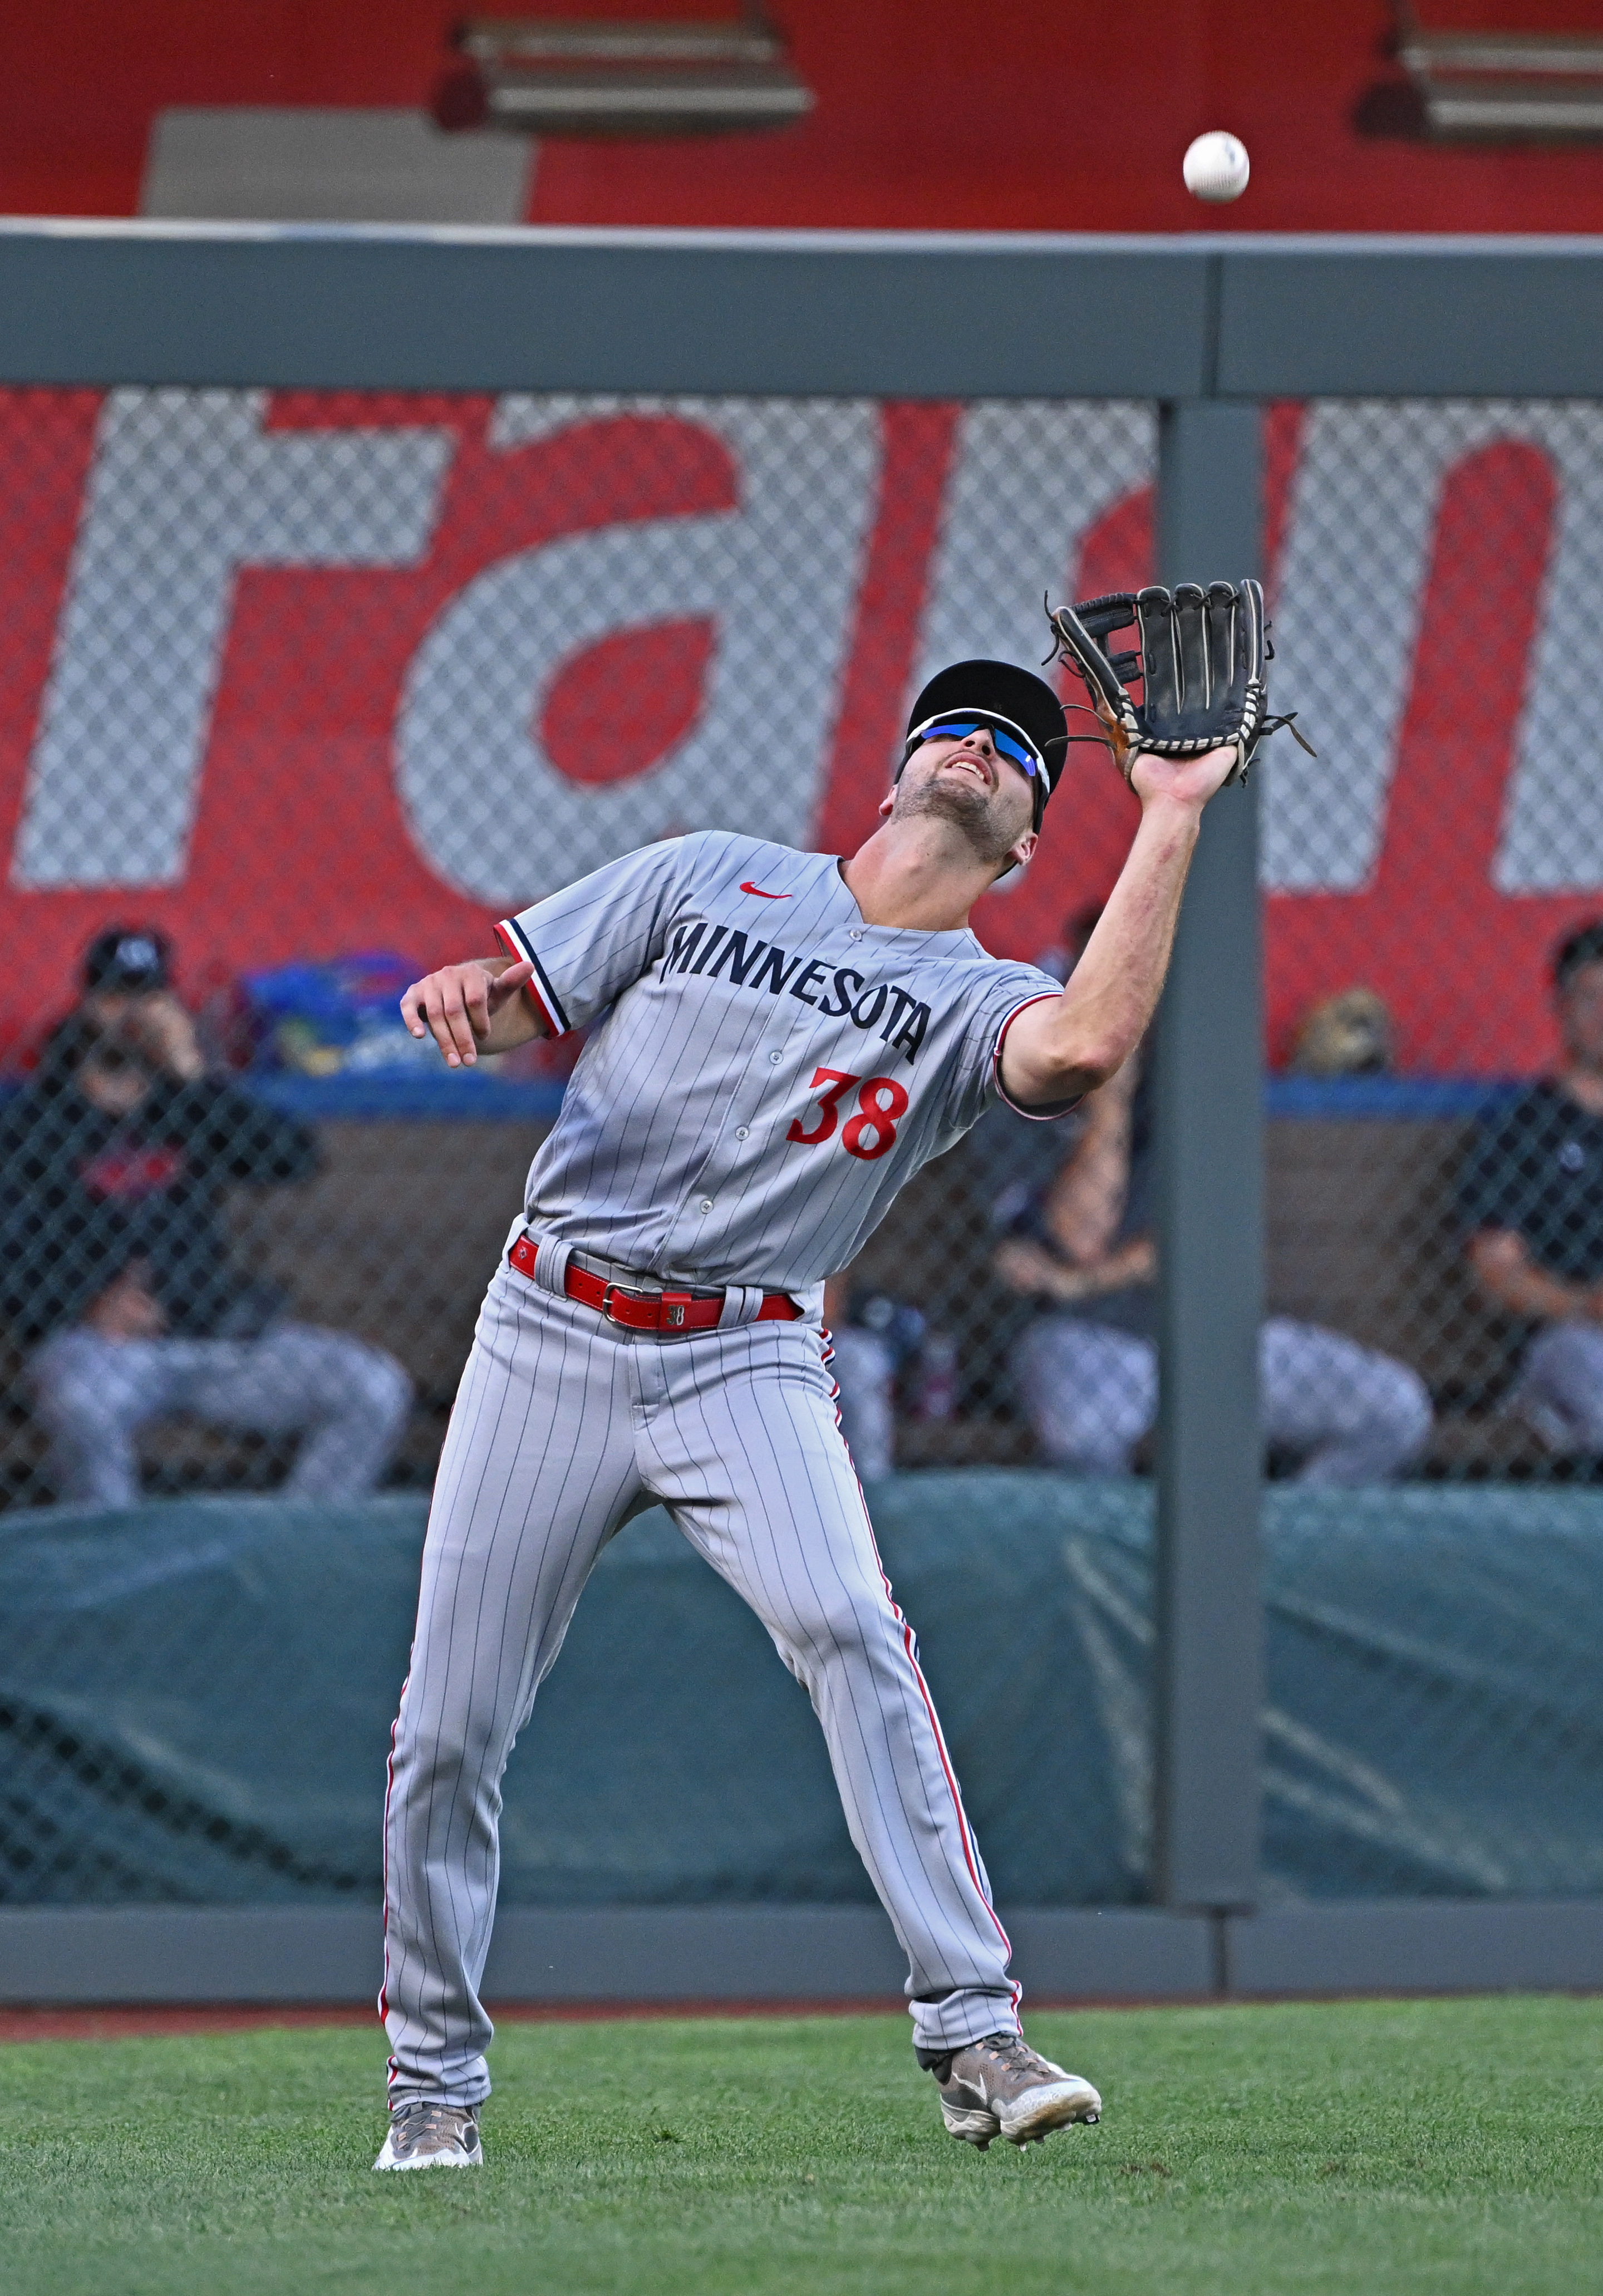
[0,927,412,1508]
[1462,920,1603,1456]
[822,907,1112,1475]
[820,1281,934,1481]
[995,1047,1432,1482]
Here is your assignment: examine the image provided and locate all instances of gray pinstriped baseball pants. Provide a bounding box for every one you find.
[380,1247,1020,2106]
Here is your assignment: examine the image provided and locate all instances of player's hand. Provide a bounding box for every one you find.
[125,990,205,1081]
[1128,743,1238,812]
[401,958,537,1068]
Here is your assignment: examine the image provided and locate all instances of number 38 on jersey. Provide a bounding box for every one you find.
[787,1069,909,1162]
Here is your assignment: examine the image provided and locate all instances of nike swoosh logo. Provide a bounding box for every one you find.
[739,881,791,898]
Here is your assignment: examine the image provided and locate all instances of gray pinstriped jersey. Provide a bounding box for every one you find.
[496,831,1069,1297]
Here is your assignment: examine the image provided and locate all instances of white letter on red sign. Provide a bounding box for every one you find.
[1494,405,1603,892]
[395,396,877,906]
[11,390,453,889]
[916,401,1155,680]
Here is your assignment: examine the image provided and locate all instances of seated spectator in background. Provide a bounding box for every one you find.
[1462,921,1603,1457]
[0,927,412,1509]
[995,1050,1432,1482]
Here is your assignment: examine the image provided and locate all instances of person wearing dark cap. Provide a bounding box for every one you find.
[370,653,1241,2171]
[72,926,205,1082]
[82,925,175,1000]
[0,927,413,1508]
[1462,921,1603,1454]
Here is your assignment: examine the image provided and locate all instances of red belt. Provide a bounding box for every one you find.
[508,1233,800,1333]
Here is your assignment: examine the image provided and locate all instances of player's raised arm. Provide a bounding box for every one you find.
[1005,573,1307,1108]
[999,744,1236,1108]
[400,955,546,1069]
[376,618,1302,2166]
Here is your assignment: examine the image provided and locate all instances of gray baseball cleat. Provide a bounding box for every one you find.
[931,2032,1102,2150]
[372,2099,483,2170]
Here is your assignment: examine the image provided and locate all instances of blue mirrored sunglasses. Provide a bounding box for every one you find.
[919,720,1039,779]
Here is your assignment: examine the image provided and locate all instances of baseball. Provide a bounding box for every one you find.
[1183,130,1250,203]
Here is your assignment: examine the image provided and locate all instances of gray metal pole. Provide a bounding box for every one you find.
[1152,400,1265,1912]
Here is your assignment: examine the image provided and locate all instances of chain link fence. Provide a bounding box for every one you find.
[0,384,1154,1508]
[5,381,1603,1909]
[1262,401,1603,1498]
[7,389,1603,1501]
[845,398,1603,1507]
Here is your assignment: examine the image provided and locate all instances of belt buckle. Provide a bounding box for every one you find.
[600,1280,663,1330]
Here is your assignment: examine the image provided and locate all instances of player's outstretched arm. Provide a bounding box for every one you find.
[400,955,548,1069]
[1000,745,1236,1109]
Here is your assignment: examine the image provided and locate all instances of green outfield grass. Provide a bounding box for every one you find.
[1,1996,1600,2295]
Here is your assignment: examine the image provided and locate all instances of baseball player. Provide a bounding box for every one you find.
[375,645,1241,2171]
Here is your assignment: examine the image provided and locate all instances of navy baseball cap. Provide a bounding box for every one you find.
[83,926,171,993]
[901,660,1069,829]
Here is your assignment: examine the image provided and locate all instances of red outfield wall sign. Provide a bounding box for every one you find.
[1,388,1598,1074]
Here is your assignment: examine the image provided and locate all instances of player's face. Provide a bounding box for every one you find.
[1560,960,1603,1069]
[887,727,1037,871]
